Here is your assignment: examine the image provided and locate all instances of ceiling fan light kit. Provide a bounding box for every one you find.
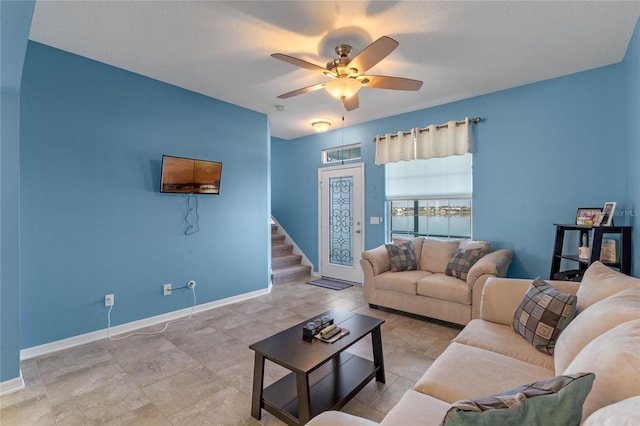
[272,36,423,111]
[311,119,332,132]
[325,78,361,100]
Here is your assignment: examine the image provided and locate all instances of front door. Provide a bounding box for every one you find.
[319,164,364,283]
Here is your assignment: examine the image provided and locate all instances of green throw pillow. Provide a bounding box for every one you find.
[441,372,595,426]
[445,248,483,280]
[512,277,578,355]
[384,241,417,272]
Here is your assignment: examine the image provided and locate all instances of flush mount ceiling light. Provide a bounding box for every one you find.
[311,118,332,132]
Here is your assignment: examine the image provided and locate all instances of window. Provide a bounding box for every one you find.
[322,143,361,164]
[389,199,472,239]
[386,154,472,240]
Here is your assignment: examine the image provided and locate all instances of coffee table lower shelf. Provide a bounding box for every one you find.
[262,352,379,425]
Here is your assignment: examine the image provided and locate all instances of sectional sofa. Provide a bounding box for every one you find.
[308,261,640,425]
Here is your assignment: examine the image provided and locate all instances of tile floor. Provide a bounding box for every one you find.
[0,277,462,425]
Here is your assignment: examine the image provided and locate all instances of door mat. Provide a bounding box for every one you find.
[307,277,355,291]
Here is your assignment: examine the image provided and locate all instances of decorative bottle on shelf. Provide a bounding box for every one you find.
[578,233,590,260]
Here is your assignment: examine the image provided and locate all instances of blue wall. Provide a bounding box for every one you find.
[20,42,271,348]
[273,63,631,279]
[625,18,640,277]
[0,0,36,383]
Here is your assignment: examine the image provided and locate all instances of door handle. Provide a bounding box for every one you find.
[355,230,361,233]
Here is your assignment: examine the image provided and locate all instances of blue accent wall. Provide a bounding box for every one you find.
[273,64,630,279]
[625,18,640,277]
[20,42,271,348]
[1,0,36,383]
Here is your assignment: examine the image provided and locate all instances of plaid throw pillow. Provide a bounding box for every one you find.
[512,278,578,355]
[445,248,483,280]
[441,372,595,426]
[384,241,418,272]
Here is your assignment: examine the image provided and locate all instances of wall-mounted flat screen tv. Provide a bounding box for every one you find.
[160,155,223,195]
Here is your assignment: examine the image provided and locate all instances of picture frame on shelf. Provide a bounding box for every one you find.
[576,208,602,226]
[601,239,617,263]
[592,213,606,227]
[601,202,617,226]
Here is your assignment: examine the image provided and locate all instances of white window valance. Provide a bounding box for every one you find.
[374,117,475,165]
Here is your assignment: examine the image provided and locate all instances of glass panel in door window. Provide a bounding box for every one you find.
[329,176,353,266]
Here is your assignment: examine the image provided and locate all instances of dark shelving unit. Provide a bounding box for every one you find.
[550,224,632,280]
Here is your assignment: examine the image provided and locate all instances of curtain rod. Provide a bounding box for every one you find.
[372,117,482,142]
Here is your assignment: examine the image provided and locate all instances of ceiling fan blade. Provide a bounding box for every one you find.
[271,53,330,76]
[347,36,399,75]
[277,82,327,99]
[343,93,359,111]
[360,75,423,91]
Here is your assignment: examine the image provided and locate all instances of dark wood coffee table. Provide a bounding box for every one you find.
[249,309,385,425]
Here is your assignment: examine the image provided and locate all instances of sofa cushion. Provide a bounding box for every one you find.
[306,411,380,426]
[577,261,640,312]
[381,390,450,426]
[417,274,471,305]
[453,319,554,370]
[362,245,391,275]
[459,239,491,257]
[563,319,640,420]
[420,239,460,273]
[446,248,482,280]
[393,236,425,266]
[554,288,640,375]
[373,270,430,295]
[414,342,554,403]
[385,241,418,272]
[512,278,577,355]
[440,372,595,426]
[583,396,640,426]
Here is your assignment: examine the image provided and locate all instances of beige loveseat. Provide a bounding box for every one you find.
[361,238,513,325]
[308,261,640,426]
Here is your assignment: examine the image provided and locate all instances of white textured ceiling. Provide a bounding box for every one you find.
[29,1,639,140]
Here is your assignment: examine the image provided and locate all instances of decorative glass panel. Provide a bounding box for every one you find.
[329,176,353,266]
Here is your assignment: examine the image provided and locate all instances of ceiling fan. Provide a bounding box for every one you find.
[272,36,423,111]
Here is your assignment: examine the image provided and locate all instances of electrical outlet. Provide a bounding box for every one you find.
[163,283,172,296]
[105,294,114,307]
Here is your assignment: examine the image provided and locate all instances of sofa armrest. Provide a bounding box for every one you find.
[467,249,514,319]
[306,411,380,426]
[480,277,580,325]
[361,245,391,276]
[467,249,513,288]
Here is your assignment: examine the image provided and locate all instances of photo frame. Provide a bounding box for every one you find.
[600,239,617,263]
[592,213,605,227]
[576,208,602,226]
[601,202,616,226]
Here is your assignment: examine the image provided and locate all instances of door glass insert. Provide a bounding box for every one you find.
[329,176,353,266]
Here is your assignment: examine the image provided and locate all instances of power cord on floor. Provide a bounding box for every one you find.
[107,285,197,341]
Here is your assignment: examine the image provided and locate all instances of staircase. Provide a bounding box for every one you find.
[271,223,311,284]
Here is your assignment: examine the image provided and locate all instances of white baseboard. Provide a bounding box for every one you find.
[20,286,271,360]
[0,374,25,397]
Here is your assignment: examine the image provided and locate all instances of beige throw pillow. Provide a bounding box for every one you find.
[420,239,460,273]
